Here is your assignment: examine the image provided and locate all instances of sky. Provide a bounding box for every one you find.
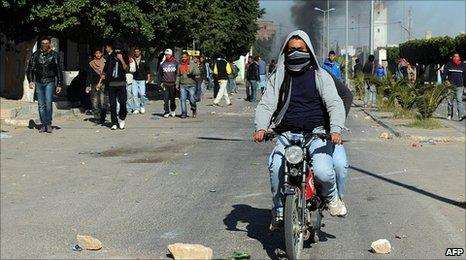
[260,0,466,54]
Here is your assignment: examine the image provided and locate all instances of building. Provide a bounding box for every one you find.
[256,20,276,40]
[374,0,388,49]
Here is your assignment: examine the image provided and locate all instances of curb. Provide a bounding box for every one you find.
[360,108,465,143]
[361,108,404,138]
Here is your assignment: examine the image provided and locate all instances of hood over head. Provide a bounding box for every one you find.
[277,30,320,72]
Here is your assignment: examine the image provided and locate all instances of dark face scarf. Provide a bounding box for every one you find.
[285,50,311,74]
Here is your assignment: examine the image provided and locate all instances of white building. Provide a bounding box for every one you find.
[374,0,388,49]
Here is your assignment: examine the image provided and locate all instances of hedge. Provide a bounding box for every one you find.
[398,34,466,65]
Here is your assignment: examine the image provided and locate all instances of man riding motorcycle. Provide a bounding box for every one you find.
[253,30,347,229]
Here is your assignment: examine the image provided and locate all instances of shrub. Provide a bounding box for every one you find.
[415,82,453,119]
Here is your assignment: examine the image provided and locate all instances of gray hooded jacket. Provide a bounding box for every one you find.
[254,30,345,133]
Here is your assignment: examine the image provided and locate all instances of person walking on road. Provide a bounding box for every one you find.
[26,36,63,133]
[158,48,178,118]
[131,47,151,114]
[268,59,276,74]
[86,48,108,125]
[443,52,466,121]
[258,56,267,94]
[228,58,239,95]
[322,50,342,80]
[363,54,377,108]
[375,65,385,79]
[197,56,210,101]
[246,56,260,102]
[213,55,232,106]
[176,51,200,118]
[99,42,129,130]
[353,58,363,76]
[124,55,136,114]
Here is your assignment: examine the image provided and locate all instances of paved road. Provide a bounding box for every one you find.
[1,89,465,259]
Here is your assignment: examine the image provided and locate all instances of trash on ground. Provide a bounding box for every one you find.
[167,243,213,259]
[209,189,216,193]
[72,244,82,251]
[227,251,251,260]
[183,153,189,156]
[76,235,102,250]
[379,132,390,139]
[81,162,86,165]
[364,116,371,120]
[419,139,436,145]
[0,133,12,139]
[370,239,391,254]
[169,171,178,176]
[210,111,216,115]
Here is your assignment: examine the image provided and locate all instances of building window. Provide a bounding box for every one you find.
[378,11,380,15]
[377,29,380,32]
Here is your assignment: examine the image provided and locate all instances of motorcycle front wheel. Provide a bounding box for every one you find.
[284,191,304,260]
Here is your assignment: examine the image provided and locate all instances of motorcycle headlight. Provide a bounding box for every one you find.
[284,145,304,165]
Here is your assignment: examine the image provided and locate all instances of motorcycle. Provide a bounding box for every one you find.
[265,131,332,260]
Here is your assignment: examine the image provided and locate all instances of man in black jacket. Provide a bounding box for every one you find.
[27,36,63,133]
[443,53,466,121]
[99,42,129,130]
[363,54,377,108]
[246,56,260,102]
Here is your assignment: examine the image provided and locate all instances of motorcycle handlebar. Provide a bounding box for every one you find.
[264,131,332,143]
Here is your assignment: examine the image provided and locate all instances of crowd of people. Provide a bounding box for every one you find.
[26,37,276,132]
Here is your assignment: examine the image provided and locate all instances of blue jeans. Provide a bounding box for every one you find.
[227,78,238,93]
[35,81,55,126]
[132,80,147,111]
[120,83,134,112]
[180,86,197,116]
[259,74,267,93]
[447,86,465,118]
[268,129,338,215]
[333,144,348,199]
[248,80,258,101]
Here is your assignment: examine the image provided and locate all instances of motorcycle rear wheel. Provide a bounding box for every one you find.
[284,191,304,260]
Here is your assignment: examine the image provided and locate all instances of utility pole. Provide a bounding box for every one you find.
[327,0,330,54]
[369,0,374,54]
[408,6,413,40]
[315,5,335,62]
[345,0,349,85]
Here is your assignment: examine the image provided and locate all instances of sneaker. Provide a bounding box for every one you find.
[269,215,284,231]
[119,120,125,129]
[212,103,220,107]
[140,107,145,114]
[180,114,187,119]
[170,111,176,117]
[39,125,46,133]
[459,116,465,122]
[327,196,347,217]
[111,125,118,130]
[164,113,170,118]
[46,125,53,133]
[192,111,197,118]
[227,103,233,106]
[447,116,452,120]
[133,110,140,114]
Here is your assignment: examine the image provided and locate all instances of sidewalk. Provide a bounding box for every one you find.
[0,98,77,129]
[354,99,465,142]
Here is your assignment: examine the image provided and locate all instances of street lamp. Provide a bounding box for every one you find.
[314,6,336,62]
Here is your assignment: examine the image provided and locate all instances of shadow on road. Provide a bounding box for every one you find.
[197,137,246,142]
[223,204,286,259]
[349,165,466,209]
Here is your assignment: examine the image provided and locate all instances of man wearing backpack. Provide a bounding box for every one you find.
[98,41,129,130]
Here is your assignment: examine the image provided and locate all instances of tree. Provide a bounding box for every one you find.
[1,0,263,58]
[253,36,274,61]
